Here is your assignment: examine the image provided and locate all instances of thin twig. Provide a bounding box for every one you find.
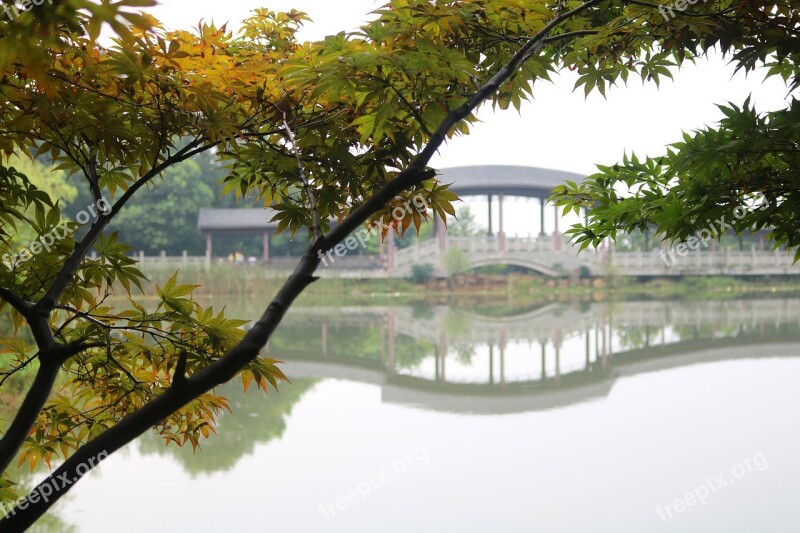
[278,106,322,239]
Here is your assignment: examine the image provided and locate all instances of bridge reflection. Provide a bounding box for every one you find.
[268,299,800,414]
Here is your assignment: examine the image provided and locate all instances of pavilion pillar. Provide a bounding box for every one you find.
[487,194,494,236]
[498,193,505,253]
[500,328,507,384]
[585,330,591,369]
[262,231,270,263]
[539,197,546,237]
[554,202,561,251]
[540,341,547,381]
[205,233,213,265]
[499,343,505,384]
[489,344,494,384]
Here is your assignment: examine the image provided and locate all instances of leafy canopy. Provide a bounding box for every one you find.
[0,0,796,524]
[551,2,800,258]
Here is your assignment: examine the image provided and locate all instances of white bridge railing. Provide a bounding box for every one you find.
[127,236,800,277]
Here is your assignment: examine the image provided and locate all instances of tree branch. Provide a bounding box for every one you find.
[543,30,601,44]
[0,340,97,475]
[0,287,31,317]
[279,108,322,239]
[1,1,605,527]
[34,111,328,314]
[33,137,210,314]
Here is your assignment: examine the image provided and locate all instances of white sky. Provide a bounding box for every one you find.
[139,1,793,236]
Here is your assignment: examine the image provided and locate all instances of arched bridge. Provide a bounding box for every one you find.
[187,165,800,277]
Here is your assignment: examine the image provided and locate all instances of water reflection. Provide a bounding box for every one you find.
[138,379,317,475]
[146,298,800,474]
[58,296,800,533]
[269,298,800,414]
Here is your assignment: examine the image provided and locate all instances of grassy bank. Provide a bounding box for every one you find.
[131,265,800,306]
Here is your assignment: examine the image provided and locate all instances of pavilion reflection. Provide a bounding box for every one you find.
[269,298,800,414]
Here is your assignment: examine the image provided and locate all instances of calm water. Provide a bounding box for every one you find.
[47,297,800,532]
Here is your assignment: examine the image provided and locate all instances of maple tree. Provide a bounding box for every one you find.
[0,0,795,528]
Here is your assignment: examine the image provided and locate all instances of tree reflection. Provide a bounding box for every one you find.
[138,379,316,476]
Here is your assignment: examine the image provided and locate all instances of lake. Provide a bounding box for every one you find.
[49,297,800,532]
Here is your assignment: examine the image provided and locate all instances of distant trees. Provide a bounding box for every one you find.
[448,207,483,237]
[107,159,214,255]
[61,150,254,256]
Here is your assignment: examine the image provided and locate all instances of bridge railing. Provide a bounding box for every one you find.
[611,248,798,275]
[127,240,800,277]
[394,238,440,269]
[447,235,560,254]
